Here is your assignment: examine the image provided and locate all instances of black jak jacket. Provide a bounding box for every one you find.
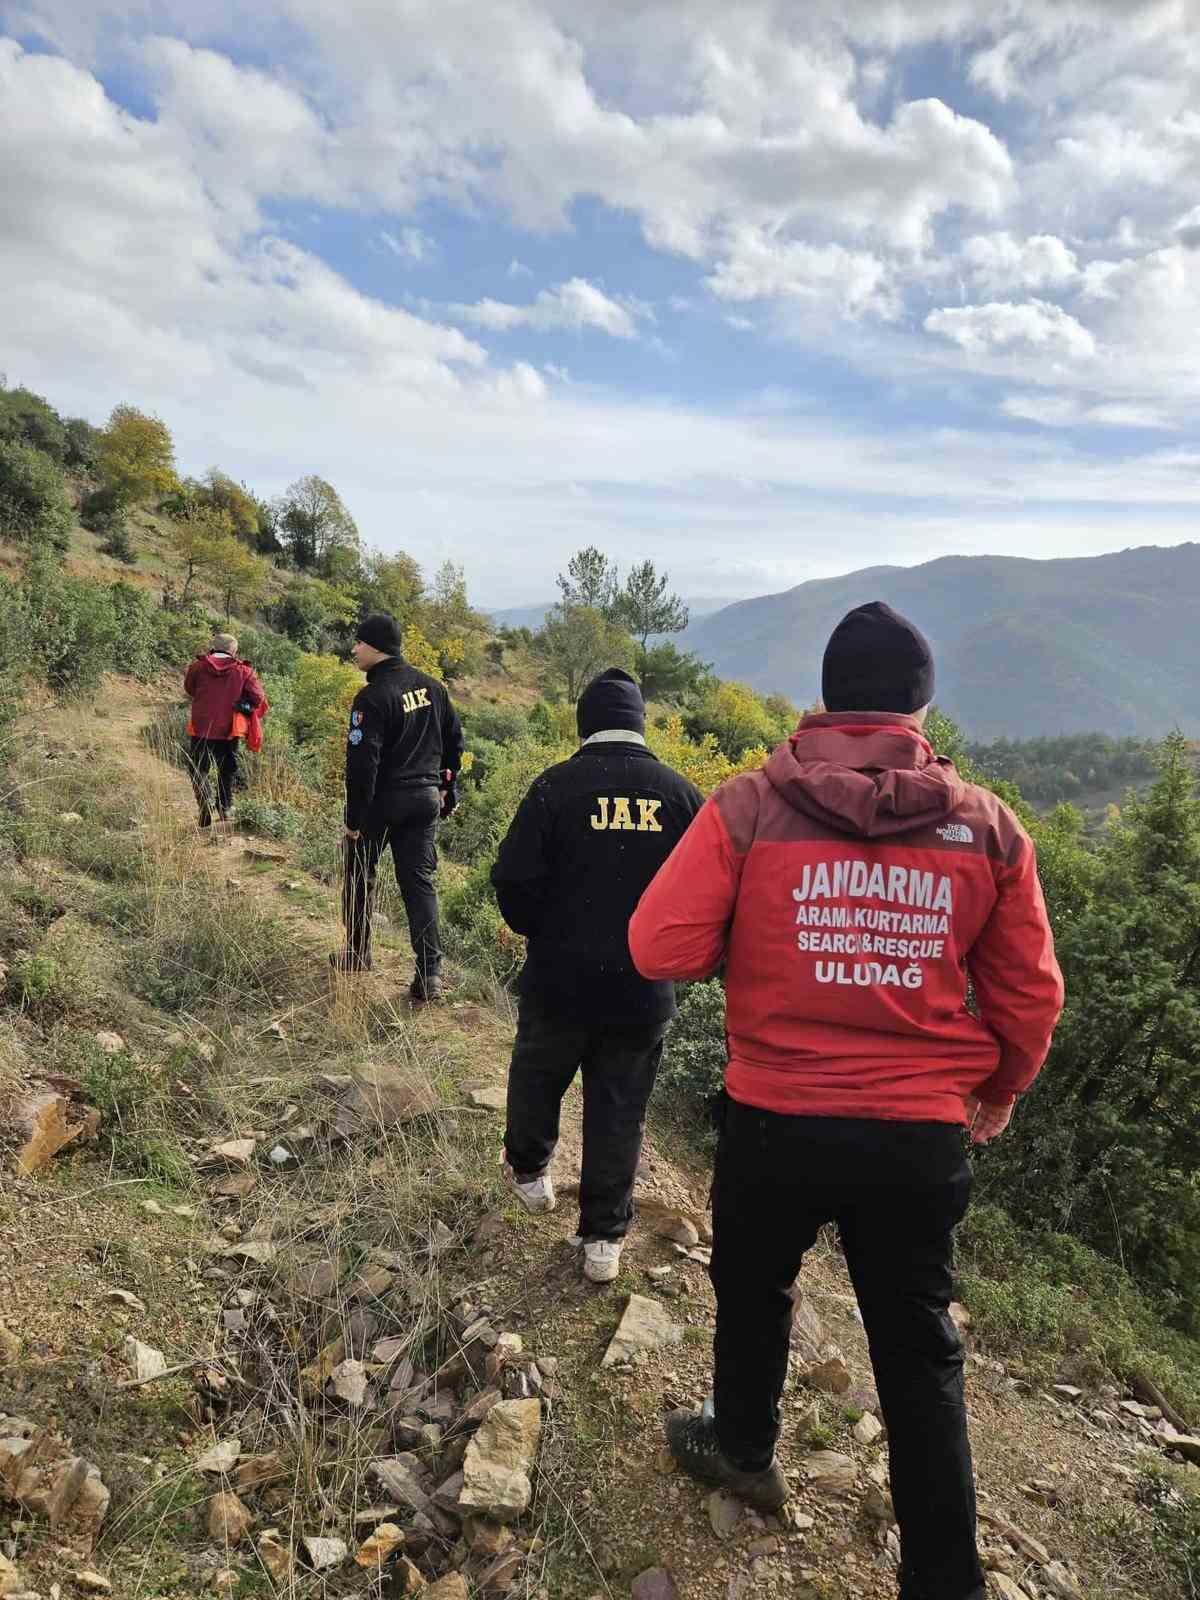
[491,741,704,1024]
[345,657,464,832]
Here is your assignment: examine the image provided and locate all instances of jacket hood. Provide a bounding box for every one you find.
[764,711,967,839]
[196,652,242,675]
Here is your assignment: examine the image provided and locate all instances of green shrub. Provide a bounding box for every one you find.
[6,951,63,1009]
[236,625,303,680]
[442,862,525,984]
[0,440,74,548]
[0,387,68,462]
[80,483,127,535]
[659,980,726,1130]
[100,524,136,564]
[234,795,302,840]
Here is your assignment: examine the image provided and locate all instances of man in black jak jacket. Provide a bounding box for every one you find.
[332,613,464,1002]
[491,668,703,1281]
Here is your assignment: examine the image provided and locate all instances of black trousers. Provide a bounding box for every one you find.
[343,787,441,977]
[710,1101,984,1600]
[188,737,241,824]
[504,1001,666,1241]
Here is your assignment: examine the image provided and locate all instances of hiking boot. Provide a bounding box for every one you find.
[664,1408,791,1511]
[329,951,373,974]
[503,1161,556,1214]
[582,1239,622,1283]
[410,972,442,1003]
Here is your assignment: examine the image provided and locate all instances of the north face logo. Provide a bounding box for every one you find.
[936,822,974,844]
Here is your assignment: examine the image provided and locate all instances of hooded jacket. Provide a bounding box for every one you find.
[184,653,265,740]
[628,712,1064,1124]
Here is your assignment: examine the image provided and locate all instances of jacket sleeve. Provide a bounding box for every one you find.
[967,836,1065,1104]
[240,666,266,710]
[441,691,465,778]
[490,780,553,936]
[344,689,383,833]
[629,797,743,981]
[183,660,198,698]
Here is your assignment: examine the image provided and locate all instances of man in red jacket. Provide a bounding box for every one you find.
[629,602,1064,1600]
[183,633,265,829]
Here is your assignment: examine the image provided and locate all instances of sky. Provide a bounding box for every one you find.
[1,1,1199,608]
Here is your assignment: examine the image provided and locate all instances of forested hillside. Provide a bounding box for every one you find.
[686,548,1200,739]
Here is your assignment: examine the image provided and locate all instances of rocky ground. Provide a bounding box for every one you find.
[2,680,1198,1599]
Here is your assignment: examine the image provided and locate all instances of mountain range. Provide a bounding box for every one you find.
[486,596,740,634]
[683,544,1200,739]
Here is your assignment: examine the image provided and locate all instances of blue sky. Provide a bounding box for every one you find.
[1,1,1198,607]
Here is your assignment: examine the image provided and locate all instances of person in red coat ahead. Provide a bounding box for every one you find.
[629,601,1064,1600]
[183,633,265,829]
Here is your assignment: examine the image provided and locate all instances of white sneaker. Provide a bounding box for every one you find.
[582,1240,622,1284]
[503,1161,556,1214]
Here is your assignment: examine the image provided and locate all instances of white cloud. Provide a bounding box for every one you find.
[925,300,1097,360]
[507,258,534,278]
[706,229,898,319]
[450,278,645,339]
[382,227,436,264]
[962,232,1079,292]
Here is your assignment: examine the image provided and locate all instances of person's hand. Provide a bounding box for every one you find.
[439,782,458,819]
[344,826,361,841]
[965,1095,1014,1144]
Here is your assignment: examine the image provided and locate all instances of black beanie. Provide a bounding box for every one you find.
[821,601,935,714]
[576,667,646,739]
[357,612,402,655]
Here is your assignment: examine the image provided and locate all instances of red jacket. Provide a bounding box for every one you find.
[629,712,1064,1125]
[183,653,265,740]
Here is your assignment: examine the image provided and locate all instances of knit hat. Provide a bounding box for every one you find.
[356,613,403,655]
[211,633,238,656]
[821,601,935,714]
[577,667,646,740]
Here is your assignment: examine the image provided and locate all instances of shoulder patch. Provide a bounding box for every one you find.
[348,728,363,746]
[351,709,363,727]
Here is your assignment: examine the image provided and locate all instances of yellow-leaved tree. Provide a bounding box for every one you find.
[290,654,361,791]
[97,405,178,505]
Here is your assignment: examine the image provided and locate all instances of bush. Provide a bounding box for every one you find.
[235,625,303,680]
[0,386,67,461]
[0,440,74,548]
[659,980,727,1132]
[100,524,136,564]
[80,483,127,535]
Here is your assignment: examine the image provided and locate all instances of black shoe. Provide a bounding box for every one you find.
[329,952,373,974]
[664,1408,790,1511]
[409,972,442,1003]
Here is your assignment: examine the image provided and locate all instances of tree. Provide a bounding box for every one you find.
[557,546,620,615]
[0,386,68,462]
[63,418,100,473]
[208,535,269,621]
[685,679,780,759]
[612,559,688,688]
[204,470,260,543]
[0,440,74,549]
[167,505,230,604]
[639,641,711,704]
[271,578,358,651]
[537,604,635,701]
[275,475,359,575]
[96,405,178,505]
[421,559,489,679]
[358,549,425,631]
[980,735,1200,1328]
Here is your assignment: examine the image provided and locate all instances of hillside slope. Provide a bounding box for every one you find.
[3,678,1200,1598]
[686,545,1200,739]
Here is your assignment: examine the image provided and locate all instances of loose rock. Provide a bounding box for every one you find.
[334,1063,440,1137]
[208,1491,253,1545]
[803,1348,852,1395]
[302,1535,348,1571]
[93,1031,125,1054]
[853,1412,883,1446]
[601,1294,683,1367]
[459,1399,542,1523]
[330,1359,368,1406]
[123,1337,166,1382]
[195,1439,242,1474]
[0,1554,22,1597]
[13,1090,91,1176]
[656,1215,700,1248]
[799,1450,856,1495]
[707,1488,743,1539]
[354,1522,405,1567]
[255,1530,293,1582]
[631,1569,681,1600]
[425,1577,470,1600]
[1042,1560,1084,1599]
[468,1084,507,1111]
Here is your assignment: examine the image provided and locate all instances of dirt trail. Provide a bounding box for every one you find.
[2,681,1161,1600]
